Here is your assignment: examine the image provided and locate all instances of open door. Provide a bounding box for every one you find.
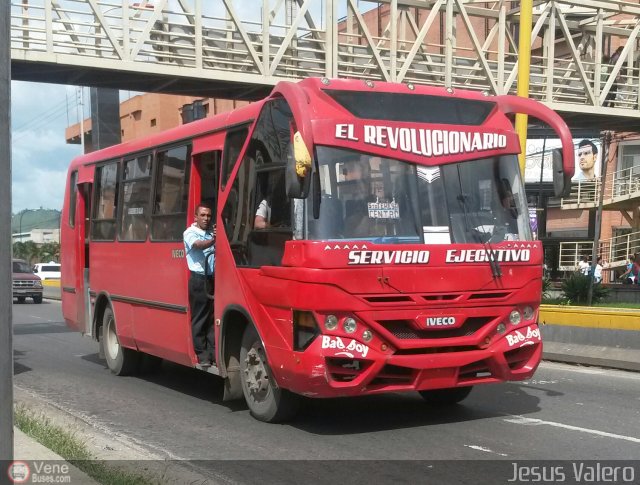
[75,182,93,336]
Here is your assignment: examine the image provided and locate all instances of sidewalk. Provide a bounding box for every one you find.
[13,427,98,484]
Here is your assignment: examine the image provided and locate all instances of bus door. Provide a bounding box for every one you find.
[187,134,224,361]
[75,182,93,336]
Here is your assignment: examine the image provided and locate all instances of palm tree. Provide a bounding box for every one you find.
[22,241,41,266]
[39,242,60,263]
[13,241,27,261]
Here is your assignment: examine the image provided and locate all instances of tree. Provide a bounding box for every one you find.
[39,242,60,263]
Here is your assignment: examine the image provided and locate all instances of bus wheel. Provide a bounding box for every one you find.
[240,324,300,423]
[419,386,473,405]
[102,307,140,376]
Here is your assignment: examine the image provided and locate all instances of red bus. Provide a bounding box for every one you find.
[61,78,574,422]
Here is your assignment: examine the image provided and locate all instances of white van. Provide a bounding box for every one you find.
[33,262,61,281]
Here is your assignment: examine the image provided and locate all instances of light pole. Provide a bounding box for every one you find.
[18,208,34,242]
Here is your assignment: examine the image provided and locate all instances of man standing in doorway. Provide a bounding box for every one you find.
[183,202,216,367]
[574,139,598,181]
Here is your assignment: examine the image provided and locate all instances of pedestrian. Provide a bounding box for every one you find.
[593,257,603,284]
[619,254,636,284]
[183,202,216,367]
[577,255,590,276]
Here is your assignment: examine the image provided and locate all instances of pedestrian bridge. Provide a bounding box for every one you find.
[9,0,640,130]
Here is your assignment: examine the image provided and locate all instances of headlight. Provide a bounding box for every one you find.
[34,281,42,288]
[324,314,338,331]
[343,317,357,334]
[509,309,522,325]
[523,306,535,321]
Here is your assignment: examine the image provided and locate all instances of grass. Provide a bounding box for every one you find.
[541,299,640,309]
[591,302,640,309]
[14,405,161,485]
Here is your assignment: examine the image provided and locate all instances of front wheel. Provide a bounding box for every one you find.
[33,295,43,304]
[101,307,140,376]
[419,386,473,406]
[16,297,26,303]
[240,324,300,423]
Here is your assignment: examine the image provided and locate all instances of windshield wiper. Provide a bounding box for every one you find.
[456,193,502,279]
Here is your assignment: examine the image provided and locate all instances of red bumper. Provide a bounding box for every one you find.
[272,324,542,398]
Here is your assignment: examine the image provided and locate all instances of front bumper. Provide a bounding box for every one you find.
[13,288,43,298]
[274,324,542,398]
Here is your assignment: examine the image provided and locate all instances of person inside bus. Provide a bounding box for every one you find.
[183,202,216,367]
[254,198,271,229]
[343,159,377,238]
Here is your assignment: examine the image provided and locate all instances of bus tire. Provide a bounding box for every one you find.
[419,386,473,405]
[102,306,140,376]
[240,324,300,423]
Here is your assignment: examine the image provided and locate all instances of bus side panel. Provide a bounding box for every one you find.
[89,242,192,366]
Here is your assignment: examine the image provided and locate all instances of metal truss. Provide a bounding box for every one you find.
[9,0,640,114]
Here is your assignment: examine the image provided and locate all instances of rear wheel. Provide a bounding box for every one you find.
[240,324,300,423]
[419,386,473,405]
[16,297,26,303]
[33,295,43,304]
[101,307,140,376]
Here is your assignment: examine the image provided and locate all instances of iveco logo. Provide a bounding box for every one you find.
[426,316,456,327]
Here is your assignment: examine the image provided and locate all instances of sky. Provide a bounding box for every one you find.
[11,80,83,214]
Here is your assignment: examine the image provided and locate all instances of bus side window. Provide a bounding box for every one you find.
[69,170,78,228]
[221,127,249,191]
[119,154,151,241]
[91,162,119,241]
[151,145,190,241]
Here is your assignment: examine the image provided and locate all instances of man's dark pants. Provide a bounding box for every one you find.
[188,272,215,363]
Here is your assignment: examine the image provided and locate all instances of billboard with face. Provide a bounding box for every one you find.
[524,138,601,184]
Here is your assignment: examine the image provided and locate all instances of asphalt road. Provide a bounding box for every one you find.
[12,300,640,484]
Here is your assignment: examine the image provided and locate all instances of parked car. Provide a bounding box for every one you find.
[13,258,43,304]
[33,261,61,281]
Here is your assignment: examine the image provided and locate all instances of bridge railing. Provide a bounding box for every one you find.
[9,0,640,114]
[560,179,600,209]
[559,230,640,273]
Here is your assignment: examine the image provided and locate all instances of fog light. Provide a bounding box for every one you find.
[407,83,415,90]
[523,306,535,321]
[325,314,338,330]
[362,330,373,342]
[496,323,507,334]
[321,77,330,85]
[365,79,374,88]
[343,317,357,333]
[509,309,522,325]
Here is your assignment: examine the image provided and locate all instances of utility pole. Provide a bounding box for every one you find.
[0,0,14,463]
[587,132,611,306]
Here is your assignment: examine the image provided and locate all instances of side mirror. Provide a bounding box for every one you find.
[552,148,572,197]
[286,131,312,199]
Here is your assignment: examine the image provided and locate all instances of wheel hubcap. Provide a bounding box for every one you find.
[244,346,269,399]
[105,317,120,361]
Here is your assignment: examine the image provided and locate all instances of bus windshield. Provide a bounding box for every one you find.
[306,146,531,244]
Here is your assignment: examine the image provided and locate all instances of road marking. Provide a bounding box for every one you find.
[464,445,508,457]
[504,416,640,443]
